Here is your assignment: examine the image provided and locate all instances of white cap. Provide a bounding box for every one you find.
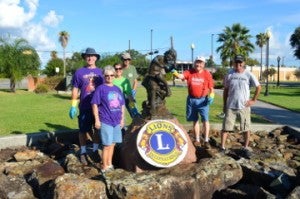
[194,56,206,63]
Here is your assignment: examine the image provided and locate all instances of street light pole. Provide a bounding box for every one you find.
[150,29,153,60]
[211,34,214,63]
[190,43,195,69]
[264,30,271,96]
[277,56,281,87]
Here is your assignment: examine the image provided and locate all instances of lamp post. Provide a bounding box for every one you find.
[150,29,153,60]
[211,34,214,63]
[264,30,271,96]
[277,56,281,87]
[191,43,195,69]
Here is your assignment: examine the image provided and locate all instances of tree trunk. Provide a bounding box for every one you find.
[10,78,16,93]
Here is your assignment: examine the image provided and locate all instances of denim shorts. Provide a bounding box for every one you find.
[100,122,122,146]
[186,96,209,122]
[78,109,94,133]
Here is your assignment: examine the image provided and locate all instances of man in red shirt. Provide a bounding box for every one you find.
[172,56,215,148]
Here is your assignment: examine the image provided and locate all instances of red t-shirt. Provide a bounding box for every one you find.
[183,68,214,98]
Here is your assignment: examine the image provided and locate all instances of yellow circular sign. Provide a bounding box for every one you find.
[136,120,188,168]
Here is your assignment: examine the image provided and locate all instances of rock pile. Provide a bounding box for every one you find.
[0,126,299,198]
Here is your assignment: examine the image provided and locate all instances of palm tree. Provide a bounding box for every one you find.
[216,23,255,67]
[58,31,69,77]
[50,50,58,59]
[0,35,40,92]
[256,33,267,80]
[290,26,300,60]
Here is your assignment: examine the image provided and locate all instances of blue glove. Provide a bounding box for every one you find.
[131,89,136,98]
[207,93,215,105]
[69,106,77,119]
[207,97,214,105]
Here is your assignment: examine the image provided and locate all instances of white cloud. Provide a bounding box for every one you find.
[0,0,38,28]
[0,0,64,67]
[43,10,63,27]
[22,23,55,50]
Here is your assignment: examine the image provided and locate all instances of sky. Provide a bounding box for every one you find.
[0,0,300,68]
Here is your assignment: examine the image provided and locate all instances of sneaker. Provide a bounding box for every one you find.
[217,112,225,119]
[203,142,211,149]
[219,147,228,155]
[90,151,101,163]
[193,141,201,147]
[107,165,114,172]
[241,148,252,159]
[80,153,88,165]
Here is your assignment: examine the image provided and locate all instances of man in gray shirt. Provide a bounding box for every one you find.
[220,55,261,158]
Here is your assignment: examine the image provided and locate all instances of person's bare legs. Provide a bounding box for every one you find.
[102,145,109,170]
[203,121,210,142]
[193,121,200,143]
[243,131,250,148]
[221,131,228,149]
[91,129,100,152]
[107,144,115,167]
[79,133,88,154]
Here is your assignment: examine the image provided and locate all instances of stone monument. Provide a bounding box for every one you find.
[118,48,196,172]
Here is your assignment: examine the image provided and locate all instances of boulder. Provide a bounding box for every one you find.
[118,117,196,172]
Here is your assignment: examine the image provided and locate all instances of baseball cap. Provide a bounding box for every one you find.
[121,52,132,60]
[194,56,206,63]
[234,55,244,62]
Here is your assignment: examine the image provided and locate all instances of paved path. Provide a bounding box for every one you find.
[215,89,300,132]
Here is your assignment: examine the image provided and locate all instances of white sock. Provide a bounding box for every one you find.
[196,138,200,142]
[205,138,209,142]
[93,143,99,152]
[80,146,87,154]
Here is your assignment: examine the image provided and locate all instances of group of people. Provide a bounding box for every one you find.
[69,47,261,173]
[69,48,138,173]
[172,54,261,158]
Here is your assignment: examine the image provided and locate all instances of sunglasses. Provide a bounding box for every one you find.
[105,74,115,77]
[115,67,122,71]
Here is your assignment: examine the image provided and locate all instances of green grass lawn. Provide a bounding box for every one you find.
[0,86,270,136]
[0,90,77,136]
[257,86,300,113]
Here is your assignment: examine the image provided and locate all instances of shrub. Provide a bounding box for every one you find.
[214,81,224,89]
[43,76,64,90]
[35,83,49,93]
[213,67,229,80]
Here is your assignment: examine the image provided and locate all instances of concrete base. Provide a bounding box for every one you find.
[0,130,79,149]
[0,124,298,149]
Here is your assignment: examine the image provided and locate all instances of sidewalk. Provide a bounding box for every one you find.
[215,89,300,132]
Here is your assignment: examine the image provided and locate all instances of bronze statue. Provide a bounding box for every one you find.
[141,48,177,119]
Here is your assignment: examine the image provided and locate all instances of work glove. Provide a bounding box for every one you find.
[129,101,135,109]
[131,89,136,98]
[207,93,215,105]
[69,99,78,119]
[171,69,179,77]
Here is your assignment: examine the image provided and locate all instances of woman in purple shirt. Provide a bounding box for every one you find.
[91,65,125,173]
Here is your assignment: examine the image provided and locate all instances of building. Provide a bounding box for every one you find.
[246,65,298,81]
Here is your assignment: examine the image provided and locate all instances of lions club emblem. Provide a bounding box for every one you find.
[137,120,188,168]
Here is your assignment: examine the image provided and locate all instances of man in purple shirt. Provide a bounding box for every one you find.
[69,47,103,165]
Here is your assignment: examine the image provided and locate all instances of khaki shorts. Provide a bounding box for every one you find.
[222,107,251,132]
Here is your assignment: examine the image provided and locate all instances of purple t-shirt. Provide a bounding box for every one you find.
[71,67,103,110]
[91,84,125,126]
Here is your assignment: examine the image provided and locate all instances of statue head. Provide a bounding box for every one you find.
[163,48,177,72]
[164,48,177,64]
